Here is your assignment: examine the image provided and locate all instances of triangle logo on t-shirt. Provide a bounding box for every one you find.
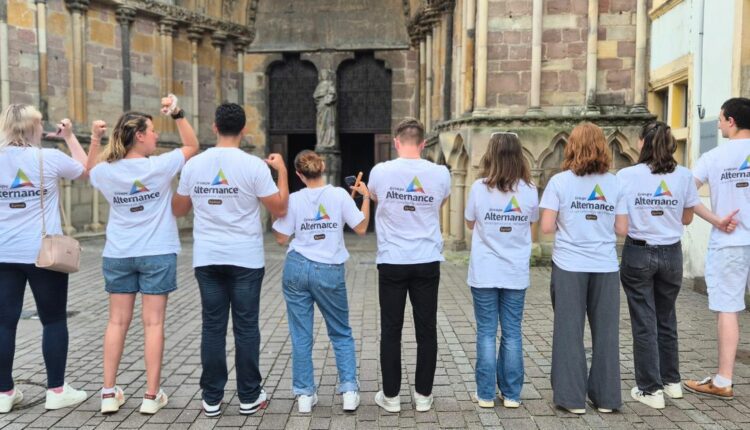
[211,169,229,185]
[406,176,425,193]
[740,155,750,170]
[10,169,33,189]
[503,196,522,213]
[314,204,330,221]
[587,184,607,201]
[129,179,149,195]
[654,180,673,197]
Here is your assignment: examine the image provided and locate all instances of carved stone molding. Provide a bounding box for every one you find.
[211,31,228,48]
[119,0,255,41]
[187,25,205,42]
[407,0,454,45]
[65,0,91,13]
[234,37,251,55]
[159,17,178,36]
[115,6,136,25]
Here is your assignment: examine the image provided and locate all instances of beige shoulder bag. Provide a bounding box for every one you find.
[35,148,81,273]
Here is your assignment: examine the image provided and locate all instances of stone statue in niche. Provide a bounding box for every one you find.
[314,69,337,149]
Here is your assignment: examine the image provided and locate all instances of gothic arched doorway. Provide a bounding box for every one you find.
[267,54,318,192]
[337,53,393,189]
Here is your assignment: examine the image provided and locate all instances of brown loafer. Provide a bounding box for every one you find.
[683,377,734,400]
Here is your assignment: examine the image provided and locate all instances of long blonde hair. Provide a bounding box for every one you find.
[0,104,43,149]
[101,111,152,162]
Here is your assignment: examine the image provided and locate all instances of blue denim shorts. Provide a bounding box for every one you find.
[102,253,177,295]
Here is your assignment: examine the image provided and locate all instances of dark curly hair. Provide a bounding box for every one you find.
[638,121,677,174]
[215,103,246,136]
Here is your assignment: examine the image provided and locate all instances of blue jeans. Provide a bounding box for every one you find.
[471,287,526,402]
[195,265,265,405]
[282,251,358,396]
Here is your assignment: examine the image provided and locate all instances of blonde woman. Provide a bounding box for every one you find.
[0,105,89,413]
[539,122,628,414]
[88,96,199,415]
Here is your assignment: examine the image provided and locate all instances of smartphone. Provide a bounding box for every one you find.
[344,175,357,187]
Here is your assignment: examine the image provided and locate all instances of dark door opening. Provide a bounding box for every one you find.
[286,134,316,193]
[340,133,375,231]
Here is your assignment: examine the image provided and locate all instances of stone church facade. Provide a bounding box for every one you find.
[0,0,653,256]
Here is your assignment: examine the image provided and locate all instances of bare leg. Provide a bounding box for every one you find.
[142,294,168,395]
[103,294,136,388]
[717,312,739,380]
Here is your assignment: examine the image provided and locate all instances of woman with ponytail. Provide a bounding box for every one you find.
[616,121,700,409]
[272,150,370,414]
[87,96,199,415]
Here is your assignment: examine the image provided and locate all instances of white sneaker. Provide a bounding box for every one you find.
[202,399,222,417]
[413,391,433,412]
[100,387,125,414]
[374,390,401,413]
[503,398,521,408]
[0,389,23,414]
[297,393,318,413]
[342,391,360,411]
[559,405,586,414]
[45,383,87,410]
[139,389,168,414]
[597,407,614,413]
[631,387,665,409]
[663,382,683,399]
[472,392,494,408]
[240,390,268,415]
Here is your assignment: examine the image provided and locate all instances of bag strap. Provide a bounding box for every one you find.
[38,147,47,237]
[38,148,72,237]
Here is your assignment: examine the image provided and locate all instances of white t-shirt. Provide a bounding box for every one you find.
[177,147,279,269]
[0,147,84,264]
[90,149,184,258]
[368,158,451,265]
[272,185,364,265]
[693,138,750,249]
[465,179,539,289]
[539,170,627,273]
[617,164,700,245]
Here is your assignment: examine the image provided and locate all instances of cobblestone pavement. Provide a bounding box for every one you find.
[1,235,749,429]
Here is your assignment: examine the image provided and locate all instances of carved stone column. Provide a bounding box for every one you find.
[86,187,104,232]
[115,6,135,111]
[448,169,467,250]
[584,0,600,115]
[187,26,203,129]
[631,0,649,114]
[425,31,433,131]
[160,18,177,133]
[65,0,90,125]
[36,0,49,120]
[462,0,475,114]
[0,1,7,110]
[474,0,488,113]
[419,39,426,125]
[527,0,544,116]
[211,31,228,106]
[234,38,250,106]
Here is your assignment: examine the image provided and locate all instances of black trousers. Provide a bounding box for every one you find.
[378,262,440,397]
[620,237,683,394]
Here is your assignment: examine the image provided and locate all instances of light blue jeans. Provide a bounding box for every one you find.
[282,251,358,396]
[471,287,526,402]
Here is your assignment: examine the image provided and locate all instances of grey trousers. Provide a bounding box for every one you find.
[550,263,622,410]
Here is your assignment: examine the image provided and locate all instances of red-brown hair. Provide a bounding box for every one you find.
[562,122,611,176]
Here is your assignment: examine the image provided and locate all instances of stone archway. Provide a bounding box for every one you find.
[539,132,568,188]
[608,132,635,171]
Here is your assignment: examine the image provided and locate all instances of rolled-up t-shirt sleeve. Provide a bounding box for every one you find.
[539,177,560,211]
[176,164,192,196]
[464,183,477,221]
[254,164,279,198]
[342,192,365,229]
[272,199,295,236]
[50,150,85,180]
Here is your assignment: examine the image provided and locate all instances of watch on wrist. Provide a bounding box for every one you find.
[170,109,185,120]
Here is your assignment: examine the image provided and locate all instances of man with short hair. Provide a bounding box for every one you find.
[368,118,451,413]
[172,103,288,417]
[684,97,748,399]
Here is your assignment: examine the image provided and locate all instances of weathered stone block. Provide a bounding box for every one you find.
[488,72,520,94]
[598,40,618,59]
[543,29,562,43]
[541,71,559,91]
[606,69,632,90]
[89,20,115,47]
[618,40,636,57]
[8,0,34,28]
[598,58,623,70]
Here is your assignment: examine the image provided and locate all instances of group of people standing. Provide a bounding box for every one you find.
[0,95,747,419]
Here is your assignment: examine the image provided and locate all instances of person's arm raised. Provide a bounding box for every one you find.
[260,153,289,218]
[160,95,199,160]
[351,181,371,236]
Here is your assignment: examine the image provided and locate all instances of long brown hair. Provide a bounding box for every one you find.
[479,132,531,192]
[294,150,324,179]
[101,111,152,163]
[638,121,677,174]
[562,122,611,176]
